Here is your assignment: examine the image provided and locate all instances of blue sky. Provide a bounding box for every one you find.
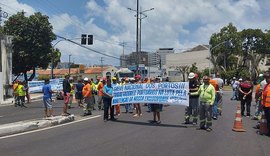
[1,0,270,66]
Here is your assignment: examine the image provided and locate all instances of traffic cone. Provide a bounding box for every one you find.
[232,105,246,132]
[258,111,268,135]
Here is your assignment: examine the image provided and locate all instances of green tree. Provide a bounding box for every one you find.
[209,23,241,74]
[240,29,269,79]
[3,12,56,81]
[50,48,61,68]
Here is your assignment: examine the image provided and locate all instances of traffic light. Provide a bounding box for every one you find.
[81,34,87,45]
[88,35,93,45]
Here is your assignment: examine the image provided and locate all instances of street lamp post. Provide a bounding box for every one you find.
[128,3,154,75]
[208,40,231,76]
[68,54,72,75]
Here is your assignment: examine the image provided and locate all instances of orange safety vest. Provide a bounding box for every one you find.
[82,83,92,97]
[262,83,270,107]
[97,82,104,96]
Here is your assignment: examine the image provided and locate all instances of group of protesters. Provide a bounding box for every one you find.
[59,74,164,123]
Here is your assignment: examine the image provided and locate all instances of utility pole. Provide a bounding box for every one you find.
[68,54,72,75]
[100,57,104,78]
[119,41,127,68]
[128,3,154,75]
[136,0,139,75]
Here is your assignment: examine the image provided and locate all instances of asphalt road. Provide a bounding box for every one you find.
[0,92,270,156]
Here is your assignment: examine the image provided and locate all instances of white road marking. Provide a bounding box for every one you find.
[0,115,101,140]
[0,116,3,118]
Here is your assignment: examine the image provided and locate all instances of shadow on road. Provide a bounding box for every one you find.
[114,119,188,128]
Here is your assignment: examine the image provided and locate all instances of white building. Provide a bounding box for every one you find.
[166,45,210,81]
[149,48,174,68]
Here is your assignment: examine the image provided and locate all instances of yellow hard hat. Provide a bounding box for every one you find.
[112,77,117,80]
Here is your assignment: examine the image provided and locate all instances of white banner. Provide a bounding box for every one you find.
[112,82,189,106]
[28,79,63,93]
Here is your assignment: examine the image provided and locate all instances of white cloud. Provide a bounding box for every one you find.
[1,0,36,16]
[4,0,270,66]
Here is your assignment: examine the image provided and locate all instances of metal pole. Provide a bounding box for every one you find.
[208,45,211,76]
[68,54,71,75]
[136,0,139,75]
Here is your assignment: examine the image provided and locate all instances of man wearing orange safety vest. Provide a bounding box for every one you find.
[82,77,93,116]
[261,71,270,137]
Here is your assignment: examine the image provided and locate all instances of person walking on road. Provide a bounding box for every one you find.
[184,72,200,125]
[42,79,54,117]
[62,73,71,116]
[238,77,253,117]
[82,77,94,116]
[191,76,215,132]
[261,71,270,137]
[103,79,115,121]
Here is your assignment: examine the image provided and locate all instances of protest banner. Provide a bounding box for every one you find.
[112,82,189,106]
[28,78,63,93]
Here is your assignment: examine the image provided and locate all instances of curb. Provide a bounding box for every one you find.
[0,114,75,137]
[0,95,47,107]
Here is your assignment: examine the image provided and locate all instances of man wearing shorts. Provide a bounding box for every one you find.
[42,79,53,117]
[62,74,71,116]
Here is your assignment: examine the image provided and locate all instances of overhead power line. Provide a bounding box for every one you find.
[56,35,125,61]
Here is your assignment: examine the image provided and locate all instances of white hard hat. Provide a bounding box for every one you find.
[188,72,195,79]
[83,77,89,81]
[69,77,73,80]
[259,74,264,77]
[239,78,243,81]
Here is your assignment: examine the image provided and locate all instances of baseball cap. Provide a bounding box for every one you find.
[83,77,89,81]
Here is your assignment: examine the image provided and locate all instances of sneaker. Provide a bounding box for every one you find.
[150,120,157,124]
[212,116,217,120]
[206,128,212,132]
[156,121,161,124]
[133,114,139,117]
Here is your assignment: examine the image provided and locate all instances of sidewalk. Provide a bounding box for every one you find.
[0,93,44,107]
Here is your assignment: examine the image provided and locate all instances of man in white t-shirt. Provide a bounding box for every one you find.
[231,77,240,100]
